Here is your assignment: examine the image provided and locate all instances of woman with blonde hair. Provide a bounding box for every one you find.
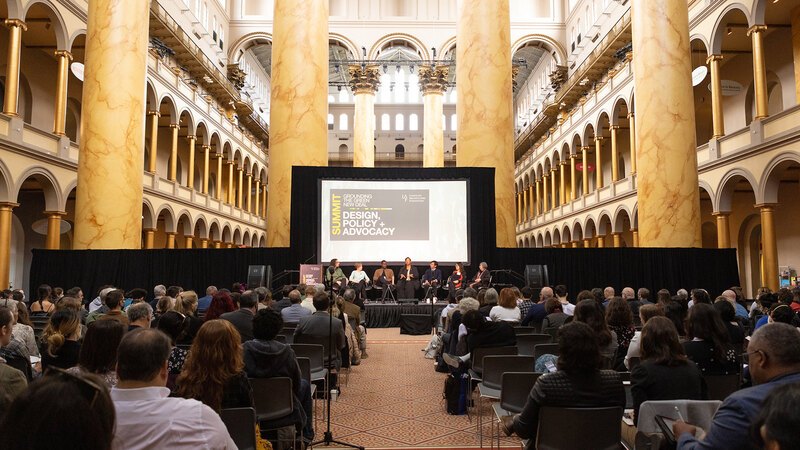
[41,309,81,371]
[176,319,253,412]
[175,291,202,345]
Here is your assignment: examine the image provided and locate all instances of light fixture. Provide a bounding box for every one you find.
[409,65,415,73]
[383,65,388,74]
[70,61,84,81]
[396,65,401,73]
[727,26,732,35]
[691,66,708,86]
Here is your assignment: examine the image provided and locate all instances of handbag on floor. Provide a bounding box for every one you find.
[444,372,469,415]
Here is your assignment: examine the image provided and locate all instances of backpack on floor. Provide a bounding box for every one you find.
[444,373,469,415]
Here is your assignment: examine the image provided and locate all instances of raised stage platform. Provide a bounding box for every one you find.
[363,302,446,331]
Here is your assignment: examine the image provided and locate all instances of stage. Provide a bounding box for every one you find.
[363,302,446,330]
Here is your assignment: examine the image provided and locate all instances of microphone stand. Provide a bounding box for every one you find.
[310,287,363,450]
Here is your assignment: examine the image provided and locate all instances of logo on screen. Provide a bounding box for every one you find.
[329,189,429,241]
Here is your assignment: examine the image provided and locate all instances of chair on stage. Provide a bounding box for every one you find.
[373,284,396,302]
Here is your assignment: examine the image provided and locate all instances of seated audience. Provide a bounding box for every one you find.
[42,308,82,371]
[67,319,125,387]
[0,369,114,450]
[554,285,575,316]
[479,288,499,317]
[174,291,202,344]
[6,300,38,357]
[197,286,217,313]
[244,309,314,442]
[301,285,317,313]
[500,322,626,444]
[110,328,236,449]
[767,304,800,328]
[254,287,273,311]
[751,382,800,450]
[90,286,116,314]
[153,296,175,322]
[541,298,568,330]
[443,309,517,368]
[521,286,553,327]
[155,311,190,389]
[674,323,800,450]
[220,289,257,342]
[29,284,55,315]
[281,289,312,324]
[656,289,672,306]
[490,288,521,322]
[665,300,688,337]
[517,287,535,319]
[574,299,618,364]
[341,288,366,359]
[713,299,745,348]
[176,320,253,412]
[603,286,615,305]
[122,288,146,310]
[148,284,166,310]
[688,288,711,309]
[606,297,636,370]
[126,302,152,331]
[86,289,128,325]
[630,317,704,423]
[295,292,345,370]
[625,303,665,369]
[638,288,652,305]
[621,287,640,317]
[0,306,27,401]
[683,303,738,375]
[203,290,235,321]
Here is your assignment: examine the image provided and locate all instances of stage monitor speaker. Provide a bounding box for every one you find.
[397,298,419,305]
[524,265,549,289]
[247,265,272,289]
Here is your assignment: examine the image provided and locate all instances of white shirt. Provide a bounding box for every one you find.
[558,297,575,316]
[489,305,521,322]
[349,270,369,283]
[301,297,316,313]
[110,386,236,450]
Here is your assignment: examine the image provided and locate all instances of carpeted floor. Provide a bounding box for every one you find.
[314,328,521,450]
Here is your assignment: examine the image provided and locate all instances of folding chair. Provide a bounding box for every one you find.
[542,326,559,342]
[249,377,296,450]
[296,357,317,428]
[491,372,541,449]
[290,343,329,416]
[220,407,257,450]
[513,326,537,335]
[468,346,518,383]
[515,334,555,356]
[533,343,560,360]
[536,406,623,450]
[476,356,536,447]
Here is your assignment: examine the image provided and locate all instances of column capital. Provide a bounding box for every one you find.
[165,231,177,236]
[581,146,591,151]
[706,54,724,63]
[595,136,605,142]
[569,153,579,160]
[146,110,161,117]
[237,166,244,173]
[4,19,27,31]
[54,50,73,60]
[711,211,731,217]
[610,125,620,130]
[43,210,66,217]
[0,202,19,210]
[611,231,622,236]
[560,160,569,166]
[747,24,768,36]
[755,203,778,211]
[418,65,450,95]
[348,65,381,94]
[185,134,196,141]
[212,151,223,159]
[224,158,235,166]
[169,123,180,130]
[627,112,635,119]
[143,227,156,233]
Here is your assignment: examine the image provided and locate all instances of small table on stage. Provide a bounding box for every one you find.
[363,302,446,332]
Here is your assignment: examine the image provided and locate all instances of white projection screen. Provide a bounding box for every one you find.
[320,179,469,265]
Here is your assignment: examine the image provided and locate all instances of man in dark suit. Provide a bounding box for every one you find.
[421,260,443,301]
[469,261,490,290]
[220,290,257,342]
[294,292,345,369]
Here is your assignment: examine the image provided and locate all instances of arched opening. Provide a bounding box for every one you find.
[612,100,631,180]
[714,8,754,129]
[582,124,597,193]
[755,0,797,112]
[719,174,759,296]
[65,33,85,142]
[690,38,713,144]
[762,157,800,295]
[21,2,65,129]
[700,187,716,249]
[596,113,611,188]
[394,144,405,160]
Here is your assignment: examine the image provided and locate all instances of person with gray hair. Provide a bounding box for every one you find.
[147,284,167,312]
[281,289,311,324]
[521,286,553,326]
[197,286,216,313]
[254,287,271,311]
[220,290,258,342]
[127,302,153,331]
[622,287,640,317]
[89,286,116,313]
[674,323,800,450]
[468,262,490,290]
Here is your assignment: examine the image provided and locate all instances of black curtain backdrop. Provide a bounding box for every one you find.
[29,167,740,300]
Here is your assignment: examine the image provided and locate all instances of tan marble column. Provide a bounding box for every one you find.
[2,20,26,116]
[597,236,605,248]
[255,180,261,217]
[571,241,578,249]
[570,155,577,201]
[215,153,223,201]
[261,185,267,218]
[612,232,622,248]
[349,65,380,167]
[456,0,514,246]
[542,174,549,212]
[74,0,149,249]
[53,50,72,135]
[550,168,557,209]
[246,173,253,213]
[184,236,193,249]
[610,126,619,182]
[165,232,176,249]
[226,160,235,204]
[749,25,770,120]
[522,187,529,221]
[632,230,639,247]
[535,179,542,215]
[528,184,534,218]
[628,113,637,174]
[594,136,604,190]
[713,212,731,248]
[237,167,244,209]
[793,7,800,102]
[168,123,179,181]
[583,238,591,248]
[581,146,589,196]
[759,204,779,290]
[559,162,566,205]
[186,135,196,189]
[419,66,448,167]
[708,55,725,138]
[199,238,208,249]
[143,229,155,249]
[0,203,16,289]
[267,0,329,247]
[214,241,222,249]
[45,211,65,250]
[146,111,159,173]
[516,191,522,224]
[202,145,211,194]
[632,0,701,247]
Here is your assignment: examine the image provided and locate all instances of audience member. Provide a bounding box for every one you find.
[42,308,82,371]
[638,288,652,305]
[554,285,575,316]
[301,285,317,313]
[87,289,129,325]
[683,303,738,375]
[490,288,522,322]
[204,290,235,321]
[126,302,152,331]
[67,319,125,387]
[149,284,167,310]
[521,286,553,326]
[29,284,56,315]
[713,299,745,348]
[272,287,293,312]
[541,298,568,329]
[501,322,625,442]
[155,310,190,389]
[688,288,711,309]
[342,288,366,358]
[0,369,114,450]
[665,300,688,337]
[110,328,236,449]
[722,289,748,320]
[5,301,38,357]
[591,288,605,307]
[574,299,618,363]
[166,285,183,300]
[220,289,257,342]
[295,291,345,369]
[122,288,147,310]
[656,289,672,306]
[622,287,640,317]
[197,286,217,313]
[606,297,635,370]
[479,288,499,317]
[174,291,202,344]
[0,306,27,401]
[674,323,800,450]
[603,286,615,305]
[630,317,704,423]
[254,287,273,311]
[625,303,665,369]
[751,382,800,450]
[282,289,311,324]
[153,296,175,321]
[176,320,253,412]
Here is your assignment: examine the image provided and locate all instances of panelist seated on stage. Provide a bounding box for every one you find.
[325,259,348,293]
[397,257,420,299]
[468,262,491,290]
[348,263,370,303]
[373,260,395,300]
[446,263,465,298]
[422,261,443,300]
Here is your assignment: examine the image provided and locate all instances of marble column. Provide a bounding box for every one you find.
[168,123,179,181]
[184,236,193,249]
[571,241,578,248]
[632,230,639,247]
[610,126,619,182]
[2,20,26,116]
[254,180,261,217]
[0,203,16,288]
[516,191,522,224]
[45,211,65,250]
[583,238,591,248]
[456,0,514,246]
[535,179,542,215]
[199,238,208,249]
[570,155,577,201]
[214,241,222,249]
[594,136,604,190]
[759,204,779,290]
[349,65,380,167]
[528,184,534,218]
[542,174,549,212]
[246,173,253,213]
[581,146,589,196]
[74,0,149,249]
[749,25,769,120]
[550,168,557,209]
[267,0,329,247]
[628,113,637,174]
[708,55,725,138]
[612,232,622,248]
[142,229,155,249]
[186,135,196,189]
[53,50,72,135]
[215,153,223,201]
[165,232,176,249]
[713,212,731,248]
[632,0,701,247]
[793,7,800,102]
[237,167,244,209]
[202,145,211,194]
[226,160,235,204]
[261,185,267,219]
[597,236,605,248]
[146,111,159,173]
[522,187,529,221]
[419,66,448,167]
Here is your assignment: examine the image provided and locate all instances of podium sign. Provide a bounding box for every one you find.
[300,264,323,285]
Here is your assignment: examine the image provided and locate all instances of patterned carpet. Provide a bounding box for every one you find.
[314,328,521,450]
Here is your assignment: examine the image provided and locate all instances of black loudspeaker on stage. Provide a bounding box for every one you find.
[524,264,549,289]
[247,265,272,289]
